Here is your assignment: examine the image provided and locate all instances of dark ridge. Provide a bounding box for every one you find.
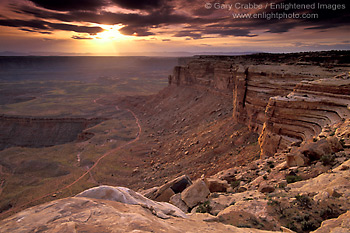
[0,115,108,150]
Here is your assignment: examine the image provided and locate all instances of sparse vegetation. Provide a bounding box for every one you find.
[295,194,311,208]
[286,221,298,232]
[196,201,212,214]
[230,180,240,188]
[267,199,280,206]
[301,220,318,231]
[320,154,335,166]
[286,175,302,184]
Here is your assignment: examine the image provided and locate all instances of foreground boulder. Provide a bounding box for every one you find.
[206,178,230,192]
[76,185,187,219]
[181,179,210,208]
[143,175,192,202]
[0,188,279,233]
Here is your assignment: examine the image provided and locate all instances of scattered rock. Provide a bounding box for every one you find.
[258,182,275,193]
[326,188,342,198]
[212,168,237,183]
[286,152,308,167]
[169,193,189,213]
[145,175,192,201]
[205,178,229,193]
[155,187,175,202]
[181,179,210,208]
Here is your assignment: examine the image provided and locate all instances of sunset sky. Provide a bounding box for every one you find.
[0,0,349,55]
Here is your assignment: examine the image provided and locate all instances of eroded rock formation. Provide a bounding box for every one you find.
[169,52,350,158]
[259,75,350,157]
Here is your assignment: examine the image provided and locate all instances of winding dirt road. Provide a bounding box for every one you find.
[0,97,142,218]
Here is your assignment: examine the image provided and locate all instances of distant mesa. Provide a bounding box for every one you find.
[0,115,107,151]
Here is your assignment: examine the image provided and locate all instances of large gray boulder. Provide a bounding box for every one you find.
[76,185,187,219]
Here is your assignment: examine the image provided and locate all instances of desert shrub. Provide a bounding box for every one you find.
[286,221,298,232]
[293,214,304,222]
[286,175,302,184]
[196,201,212,214]
[320,154,335,166]
[237,224,252,228]
[295,194,311,208]
[320,206,339,220]
[230,180,240,188]
[301,220,318,231]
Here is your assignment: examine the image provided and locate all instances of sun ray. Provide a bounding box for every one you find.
[93,24,128,41]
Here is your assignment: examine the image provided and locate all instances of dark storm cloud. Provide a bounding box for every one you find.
[15,4,195,36]
[0,18,49,30]
[20,28,52,34]
[47,22,103,34]
[111,0,164,10]
[28,0,107,11]
[119,25,155,36]
[0,18,103,34]
[174,31,203,39]
[189,0,349,35]
[4,0,350,38]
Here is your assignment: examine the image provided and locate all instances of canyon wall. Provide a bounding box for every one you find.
[170,57,235,92]
[259,75,350,157]
[169,52,350,158]
[0,115,107,150]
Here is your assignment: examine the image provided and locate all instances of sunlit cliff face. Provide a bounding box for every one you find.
[0,0,349,55]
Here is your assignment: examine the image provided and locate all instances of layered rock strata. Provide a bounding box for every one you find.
[259,76,350,157]
[169,53,350,158]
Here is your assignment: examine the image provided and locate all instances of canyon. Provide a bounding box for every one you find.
[0,51,350,232]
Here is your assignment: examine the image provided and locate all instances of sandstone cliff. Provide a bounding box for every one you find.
[259,75,350,157]
[169,52,350,157]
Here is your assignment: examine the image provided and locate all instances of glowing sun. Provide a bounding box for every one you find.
[93,24,127,41]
